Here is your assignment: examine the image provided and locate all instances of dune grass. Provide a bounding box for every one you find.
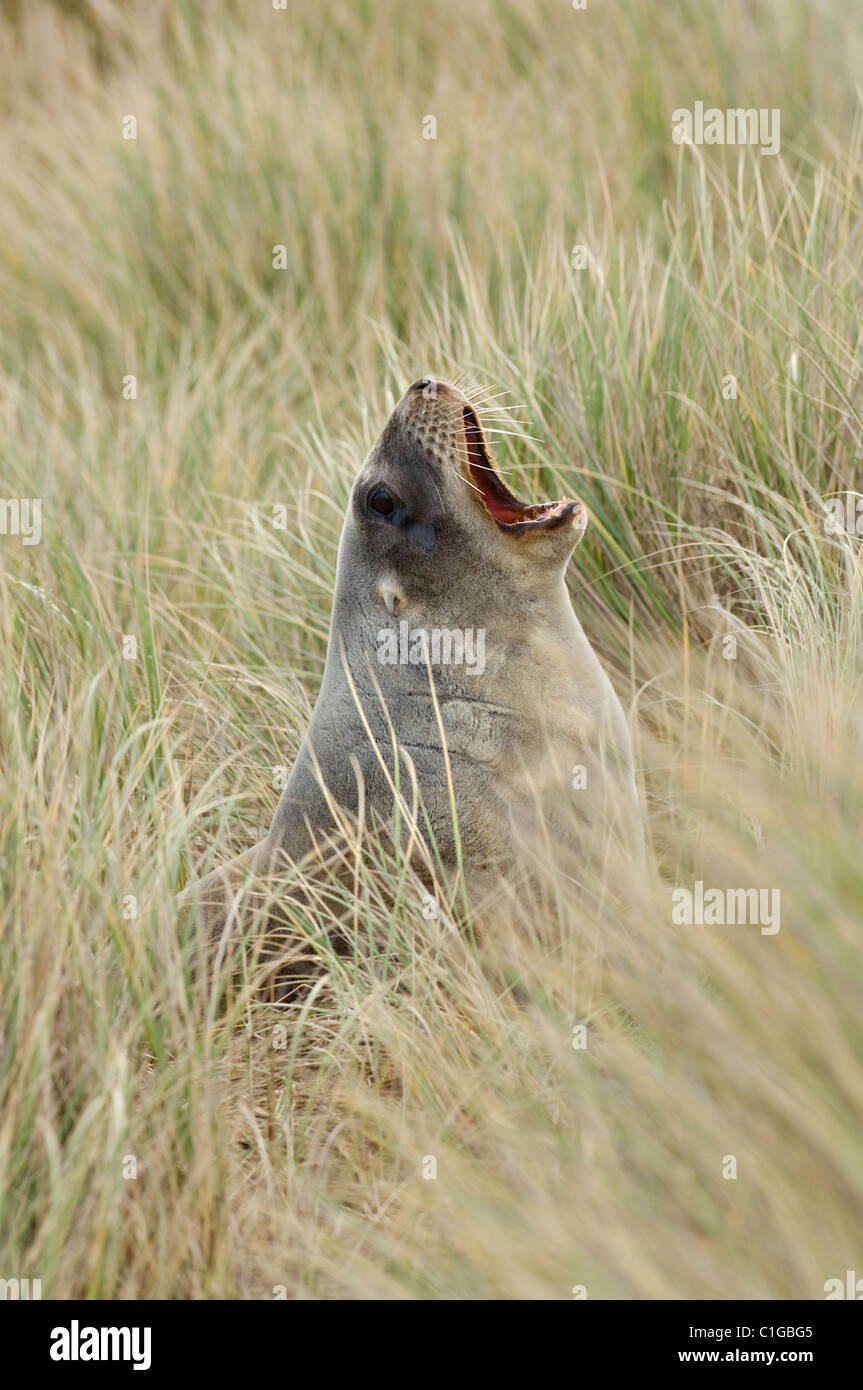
[0,0,862,1298]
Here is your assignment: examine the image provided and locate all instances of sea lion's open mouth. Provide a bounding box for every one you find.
[461,406,581,536]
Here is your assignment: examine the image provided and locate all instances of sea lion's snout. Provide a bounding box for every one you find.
[351,379,588,584]
[398,380,586,543]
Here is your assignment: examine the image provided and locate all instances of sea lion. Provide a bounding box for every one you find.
[179,378,643,965]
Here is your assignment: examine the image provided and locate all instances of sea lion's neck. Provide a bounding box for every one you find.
[319,573,611,729]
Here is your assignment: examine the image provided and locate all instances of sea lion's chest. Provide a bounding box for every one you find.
[289,605,633,868]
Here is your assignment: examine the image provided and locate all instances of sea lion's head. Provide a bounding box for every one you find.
[343,379,587,624]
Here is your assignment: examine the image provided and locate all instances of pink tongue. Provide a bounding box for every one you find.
[463,406,554,523]
[469,462,529,522]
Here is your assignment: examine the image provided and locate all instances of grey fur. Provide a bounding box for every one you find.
[178,380,643,959]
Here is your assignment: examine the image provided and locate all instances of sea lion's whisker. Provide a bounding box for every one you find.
[462,455,523,480]
[467,388,513,400]
[463,387,507,407]
[468,402,529,420]
[480,428,544,443]
[464,389,522,407]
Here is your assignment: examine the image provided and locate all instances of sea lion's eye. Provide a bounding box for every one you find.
[368,486,396,517]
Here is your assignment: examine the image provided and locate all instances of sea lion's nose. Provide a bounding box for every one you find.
[410,377,436,393]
